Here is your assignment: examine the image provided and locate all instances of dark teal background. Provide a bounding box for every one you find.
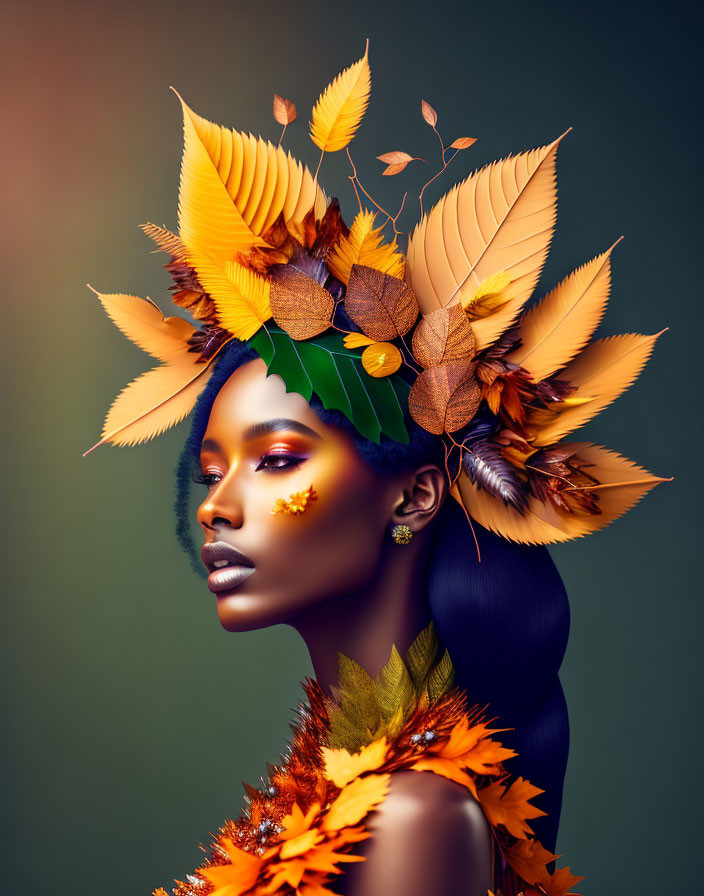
[3,1,701,892]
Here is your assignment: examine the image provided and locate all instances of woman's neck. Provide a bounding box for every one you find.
[289,536,433,695]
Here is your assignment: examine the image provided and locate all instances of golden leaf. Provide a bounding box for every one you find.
[328,209,405,285]
[408,361,481,434]
[421,99,437,127]
[455,444,667,544]
[462,271,512,318]
[321,773,390,831]
[412,305,476,369]
[92,290,194,362]
[322,737,388,788]
[270,267,335,339]
[373,645,417,728]
[382,162,410,176]
[175,92,326,265]
[479,777,546,839]
[187,249,272,340]
[343,332,375,349]
[310,41,371,152]
[345,264,418,340]
[90,357,217,451]
[529,331,664,446]
[427,647,454,701]
[273,94,297,126]
[404,620,439,690]
[508,242,620,381]
[405,132,570,349]
[361,342,403,377]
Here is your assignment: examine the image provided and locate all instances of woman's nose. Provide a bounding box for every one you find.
[197,477,244,532]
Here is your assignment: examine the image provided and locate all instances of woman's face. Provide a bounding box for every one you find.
[196,358,404,631]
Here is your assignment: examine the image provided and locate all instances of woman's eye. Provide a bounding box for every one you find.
[194,471,222,488]
[255,452,306,472]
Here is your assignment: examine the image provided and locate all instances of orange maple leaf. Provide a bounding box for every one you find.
[322,773,390,831]
[479,776,546,839]
[503,836,558,888]
[199,837,265,895]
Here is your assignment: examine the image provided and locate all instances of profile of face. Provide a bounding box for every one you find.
[196,358,436,632]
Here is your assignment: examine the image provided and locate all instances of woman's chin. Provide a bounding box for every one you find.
[214,590,280,632]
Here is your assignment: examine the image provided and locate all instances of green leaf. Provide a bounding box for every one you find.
[249,326,410,444]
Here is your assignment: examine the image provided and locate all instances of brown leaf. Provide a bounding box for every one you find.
[310,198,350,259]
[377,151,415,164]
[382,162,410,176]
[345,264,419,340]
[421,99,437,127]
[270,266,335,339]
[412,305,475,370]
[408,361,481,434]
[273,94,297,125]
[450,137,477,149]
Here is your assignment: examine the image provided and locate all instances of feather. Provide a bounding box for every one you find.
[462,441,528,510]
[141,222,187,258]
[91,289,194,362]
[456,444,666,544]
[508,241,620,380]
[328,209,405,285]
[86,357,216,452]
[174,92,326,266]
[529,331,664,446]
[405,131,570,350]
[310,41,371,153]
[186,249,272,341]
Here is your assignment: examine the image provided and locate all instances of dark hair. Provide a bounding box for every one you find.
[174,339,570,851]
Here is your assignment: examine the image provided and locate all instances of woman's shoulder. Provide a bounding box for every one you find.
[340,769,493,896]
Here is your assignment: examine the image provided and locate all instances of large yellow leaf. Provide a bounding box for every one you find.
[405,132,569,350]
[529,331,663,447]
[508,241,620,381]
[310,42,371,152]
[328,209,405,284]
[176,93,326,249]
[86,357,217,451]
[186,249,272,340]
[456,444,665,544]
[321,773,390,832]
[92,290,194,362]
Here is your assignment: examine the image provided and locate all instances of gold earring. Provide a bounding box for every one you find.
[271,484,317,516]
[391,524,414,545]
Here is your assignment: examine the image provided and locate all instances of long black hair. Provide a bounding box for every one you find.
[174,339,570,851]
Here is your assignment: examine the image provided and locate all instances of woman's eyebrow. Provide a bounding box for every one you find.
[242,418,322,442]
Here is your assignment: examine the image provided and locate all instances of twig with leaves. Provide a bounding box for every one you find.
[418,99,476,216]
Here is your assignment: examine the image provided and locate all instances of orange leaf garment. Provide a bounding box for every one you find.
[154,645,581,896]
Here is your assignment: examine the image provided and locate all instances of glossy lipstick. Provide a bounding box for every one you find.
[201,542,255,595]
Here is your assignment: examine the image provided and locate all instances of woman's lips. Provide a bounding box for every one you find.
[201,541,256,594]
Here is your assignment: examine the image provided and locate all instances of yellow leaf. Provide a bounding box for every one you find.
[455,446,666,544]
[462,271,512,318]
[88,357,217,452]
[187,249,272,340]
[343,332,375,349]
[361,342,403,377]
[321,773,390,831]
[322,737,388,788]
[92,290,194,362]
[529,331,663,446]
[310,42,371,152]
[328,210,405,286]
[508,242,619,381]
[175,92,326,265]
[406,132,570,350]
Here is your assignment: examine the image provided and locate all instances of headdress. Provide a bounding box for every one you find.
[85,40,667,544]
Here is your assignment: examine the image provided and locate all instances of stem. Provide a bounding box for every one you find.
[348,175,363,213]
[277,124,287,148]
[346,147,394,223]
[313,148,325,192]
[419,148,460,217]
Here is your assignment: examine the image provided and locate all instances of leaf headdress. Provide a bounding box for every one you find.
[86,40,667,544]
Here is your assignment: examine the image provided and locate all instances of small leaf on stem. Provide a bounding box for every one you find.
[377,151,415,164]
[450,137,476,149]
[421,99,438,127]
[273,94,297,125]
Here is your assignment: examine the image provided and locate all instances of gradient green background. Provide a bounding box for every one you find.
[3,1,701,892]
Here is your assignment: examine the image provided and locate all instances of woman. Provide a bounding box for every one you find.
[86,44,664,896]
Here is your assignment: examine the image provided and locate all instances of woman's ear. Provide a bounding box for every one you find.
[390,465,447,533]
